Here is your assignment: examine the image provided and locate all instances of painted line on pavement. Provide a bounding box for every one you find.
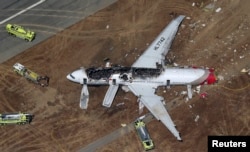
[0,0,46,25]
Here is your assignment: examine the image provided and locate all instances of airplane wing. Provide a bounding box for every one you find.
[132,15,185,68]
[128,84,182,141]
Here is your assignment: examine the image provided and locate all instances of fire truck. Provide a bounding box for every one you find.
[6,24,36,42]
[0,113,33,125]
[134,119,154,150]
[13,63,49,87]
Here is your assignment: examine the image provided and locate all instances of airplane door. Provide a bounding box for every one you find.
[112,79,116,85]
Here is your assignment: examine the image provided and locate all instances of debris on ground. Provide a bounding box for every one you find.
[121,124,126,127]
[194,115,200,122]
[217,75,225,81]
[200,92,208,99]
[194,85,201,94]
[203,3,215,12]
[215,7,222,13]
[241,68,249,73]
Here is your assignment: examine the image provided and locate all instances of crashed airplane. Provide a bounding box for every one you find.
[67,15,217,141]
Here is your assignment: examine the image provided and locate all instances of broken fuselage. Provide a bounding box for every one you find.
[67,65,216,87]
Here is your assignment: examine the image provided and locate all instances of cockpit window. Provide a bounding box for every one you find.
[70,74,75,79]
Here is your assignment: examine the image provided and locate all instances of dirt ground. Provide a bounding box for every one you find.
[0,0,249,151]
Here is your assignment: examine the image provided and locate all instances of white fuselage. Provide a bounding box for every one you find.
[67,66,210,87]
[66,15,218,141]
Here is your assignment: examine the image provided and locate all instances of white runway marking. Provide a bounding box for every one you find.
[0,0,46,25]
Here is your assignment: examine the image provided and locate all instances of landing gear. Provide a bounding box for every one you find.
[187,85,192,99]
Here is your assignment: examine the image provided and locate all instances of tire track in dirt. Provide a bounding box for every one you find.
[0,116,65,151]
[0,89,66,151]
[0,128,20,148]
[159,0,199,15]
[209,86,249,136]
[0,127,38,151]
[29,121,66,151]
[0,95,16,111]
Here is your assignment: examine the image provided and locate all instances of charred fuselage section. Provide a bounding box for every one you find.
[86,66,162,80]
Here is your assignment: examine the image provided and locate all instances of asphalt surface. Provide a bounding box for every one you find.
[0,0,117,63]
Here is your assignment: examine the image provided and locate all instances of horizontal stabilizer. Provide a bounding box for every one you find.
[102,84,119,107]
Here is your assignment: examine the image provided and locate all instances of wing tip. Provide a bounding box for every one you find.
[177,133,182,141]
[176,15,185,22]
[177,137,182,141]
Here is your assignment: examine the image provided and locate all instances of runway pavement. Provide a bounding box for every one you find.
[0,0,117,63]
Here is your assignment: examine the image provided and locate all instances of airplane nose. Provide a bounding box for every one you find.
[66,68,88,83]
[66,72,77,82]
[66,74,72,80]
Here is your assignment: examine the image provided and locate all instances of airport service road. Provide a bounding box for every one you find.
[0,0,117,63]
[77,113,155,152]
